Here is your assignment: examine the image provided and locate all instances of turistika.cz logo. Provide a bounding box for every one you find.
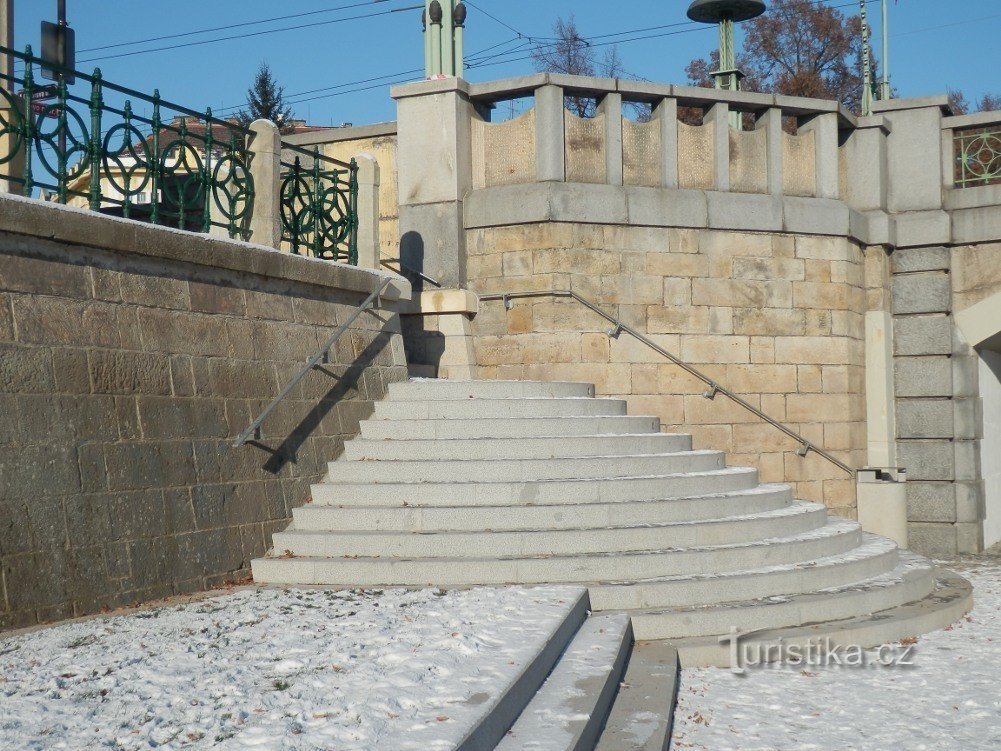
[719,627,918,674]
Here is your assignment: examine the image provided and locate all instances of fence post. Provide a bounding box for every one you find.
[535,84,566,182]
[708,102,730,192]
[353,152,380,269]
[247,118,282,248]
[799,111,840,199]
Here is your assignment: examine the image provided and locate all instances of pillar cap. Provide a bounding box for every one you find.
[686,0,766,23]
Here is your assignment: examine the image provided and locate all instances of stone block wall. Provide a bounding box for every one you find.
[466,222,866,514]
[890,244,984,555]
[0,197,409,629]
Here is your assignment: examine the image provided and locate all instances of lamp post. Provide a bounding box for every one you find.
[423,1,467,78]
[878,0,891,101]
[686,0,767,93]
[860,0,873,116]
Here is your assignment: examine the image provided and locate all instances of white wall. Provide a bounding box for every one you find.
[980,351,1001,549]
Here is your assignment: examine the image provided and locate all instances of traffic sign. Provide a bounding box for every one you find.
[17,85,59,103]
[30,101,60,119]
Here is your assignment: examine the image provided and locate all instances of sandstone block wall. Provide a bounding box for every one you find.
[467,222,866,514]
[0,199,408,629]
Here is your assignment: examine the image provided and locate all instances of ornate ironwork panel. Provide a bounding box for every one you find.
[955,125,1001,189]
[279,146,358,265]
[0,44,254,239]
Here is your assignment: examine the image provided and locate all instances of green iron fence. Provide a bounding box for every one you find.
[0,44,253,237]
[0,44,359,265]
[954,125,1001,189]
[279,146,358,265]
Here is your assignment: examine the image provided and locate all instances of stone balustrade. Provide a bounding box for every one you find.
[461,74,855,203]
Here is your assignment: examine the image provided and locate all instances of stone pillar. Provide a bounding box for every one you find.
[246,119,282,248]
[841,116,889,213]
[598,92,623,186]
[865,309,897,467]
[393,78,473,289]
[707,102,730,192]
[891,244,984,556]
[655,97,679,189]
[873,96,951,245]
[535,84,566,183]
[400,289,478,379]
[0,0,19,196]
[353,152,380,269]
[798,112,840,199]
[0,0,11,82]
[755,107,783,196]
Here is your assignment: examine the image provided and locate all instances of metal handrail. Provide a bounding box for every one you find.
[233,277,393,447]
[479,289,855,477]
[380,258,442,288]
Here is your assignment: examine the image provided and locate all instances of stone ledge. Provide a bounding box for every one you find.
[399,289,479,316]
[283,121,398,147]
[0,193,410,302]
[464,182,882,243]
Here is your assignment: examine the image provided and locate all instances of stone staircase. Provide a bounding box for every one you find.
[252,378,971,746]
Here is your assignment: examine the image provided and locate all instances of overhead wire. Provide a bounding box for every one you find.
[77,4,423,64]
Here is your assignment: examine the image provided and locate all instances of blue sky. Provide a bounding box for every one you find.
[10,0,1001,126]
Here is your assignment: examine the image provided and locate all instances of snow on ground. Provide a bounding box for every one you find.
[670,560,1001,751]
[0,584,583,751]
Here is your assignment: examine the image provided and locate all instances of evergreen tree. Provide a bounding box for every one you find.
[238,63,295,131]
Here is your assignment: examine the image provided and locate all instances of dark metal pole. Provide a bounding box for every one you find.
[57,0,66,156]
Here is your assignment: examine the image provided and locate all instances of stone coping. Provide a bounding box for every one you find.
[0,193,411,301]
[943,111,1001,130]
[391,75,859,126]
[398,289,479,316]
[463,181,893,246]
[873,95,951,115]
[283,121,398,147]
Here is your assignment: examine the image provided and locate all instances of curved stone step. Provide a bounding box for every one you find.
[668,567,972,668]
[588,533,900,611]
[372,397,627,421]
[311,466,761,507]
[274,502,828,559]
[627,552,937,642]
[293,484,795,532]
[253,519,862,586]
[496,613,632,751]
[359,414,661,440]
[387,379,596,400]
[326,451,726,484]
[342,433,694,461]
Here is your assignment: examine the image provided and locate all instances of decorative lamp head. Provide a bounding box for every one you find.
[686,0,766,23]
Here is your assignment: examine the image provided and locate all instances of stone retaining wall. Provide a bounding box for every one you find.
[0,196,409,629]
[467,219,867,515]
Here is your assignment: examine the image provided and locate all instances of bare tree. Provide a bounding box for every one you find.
[685,0,871,112]
[949,88,1001,116]
[532,16,628,118]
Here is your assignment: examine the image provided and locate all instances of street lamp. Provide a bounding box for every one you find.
[423,1,467,79]
[686,0,767,93]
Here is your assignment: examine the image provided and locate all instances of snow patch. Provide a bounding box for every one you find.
[670,561,1001,751]
[0,585,582,750]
